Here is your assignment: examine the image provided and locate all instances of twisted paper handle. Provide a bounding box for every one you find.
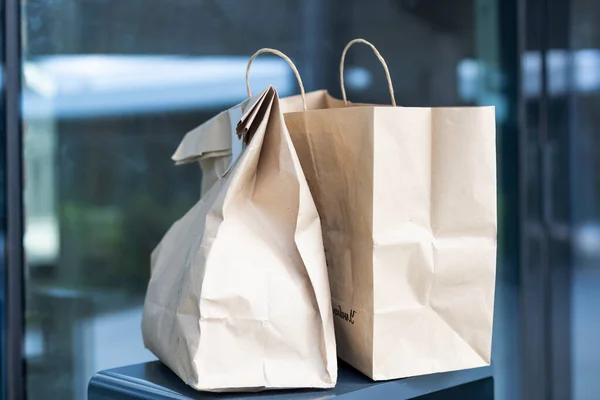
[246,48,307,111]
[340,38,396,106]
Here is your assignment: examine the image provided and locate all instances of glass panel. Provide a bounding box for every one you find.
[21,1,517,398]
[570,0,600,398]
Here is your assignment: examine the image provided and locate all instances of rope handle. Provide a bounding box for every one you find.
[339,38,396,106]
[246,48,307,111]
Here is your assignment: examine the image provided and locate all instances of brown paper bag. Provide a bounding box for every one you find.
[284,39,497,380]
[142,49,337,391]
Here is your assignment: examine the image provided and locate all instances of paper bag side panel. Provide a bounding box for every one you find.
[286,107,376,377]
[428,107,497,363]
[194,92,335,390]
[370,106,497,380]
[370,107,436,379]
[370,107,451,379]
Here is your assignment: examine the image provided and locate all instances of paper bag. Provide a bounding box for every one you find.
[284,39,497,380]
[142,53,337,390]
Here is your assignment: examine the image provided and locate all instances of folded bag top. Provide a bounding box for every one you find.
[284,38,497,381]
[142,48,337,392]
[177,49,345,197]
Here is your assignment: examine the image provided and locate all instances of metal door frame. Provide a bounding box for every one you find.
[519,0,573,398]
[2,0,25,398]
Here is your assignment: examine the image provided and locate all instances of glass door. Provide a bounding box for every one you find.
[521,0,600,398]
[14,0,521,398]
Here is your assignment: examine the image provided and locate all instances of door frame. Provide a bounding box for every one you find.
[519,0,573,398]
[2,0,25,398]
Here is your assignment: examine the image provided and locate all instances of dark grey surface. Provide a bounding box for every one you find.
[88,361,492,399]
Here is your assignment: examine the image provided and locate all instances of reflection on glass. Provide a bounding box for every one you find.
[21,1,514,399]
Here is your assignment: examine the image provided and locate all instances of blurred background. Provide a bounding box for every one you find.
[0,0,597,399]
